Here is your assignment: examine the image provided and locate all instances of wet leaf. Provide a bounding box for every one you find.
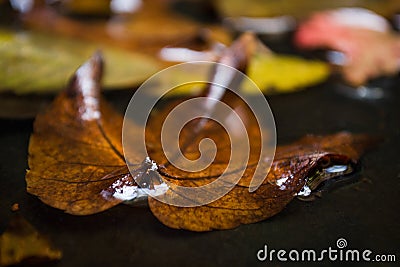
[148,132,376,231]
[26,53,133,214]
[0,214,62,266]
[26,52,168,214]
[26,39,377,231]
[145,34,376,230]
[0,27,160,94]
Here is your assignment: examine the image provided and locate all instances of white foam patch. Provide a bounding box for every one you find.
[145,156,158,171]
[276,177,289,187]
[113,184,139,201]
[139,183,169,197]
[296,184,312,197]
[110,158,168,201]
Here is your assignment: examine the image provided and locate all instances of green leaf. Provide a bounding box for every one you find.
[0,28,161,94]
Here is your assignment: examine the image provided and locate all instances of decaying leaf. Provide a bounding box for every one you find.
[26,36,377,231]
[0,27,160,94]
[148,132,376,231]
[26,52,166,214]
[0,214,62,266]
[144,35,376,231]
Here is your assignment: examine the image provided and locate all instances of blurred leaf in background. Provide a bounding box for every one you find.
[0,27,161,94]
[0,214,62,266]
[20,0,230,56]
[244,52,330,94]
[150,47,330,97]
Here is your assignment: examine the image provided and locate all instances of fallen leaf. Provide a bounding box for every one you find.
[145,33,377,230]
[0,214,62,266]
[26,52,166,214]
[0,27,160,94]
[26,38,377,231]
[25,34,254,215]
[26,52,131,214]
[148,132,376,231]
